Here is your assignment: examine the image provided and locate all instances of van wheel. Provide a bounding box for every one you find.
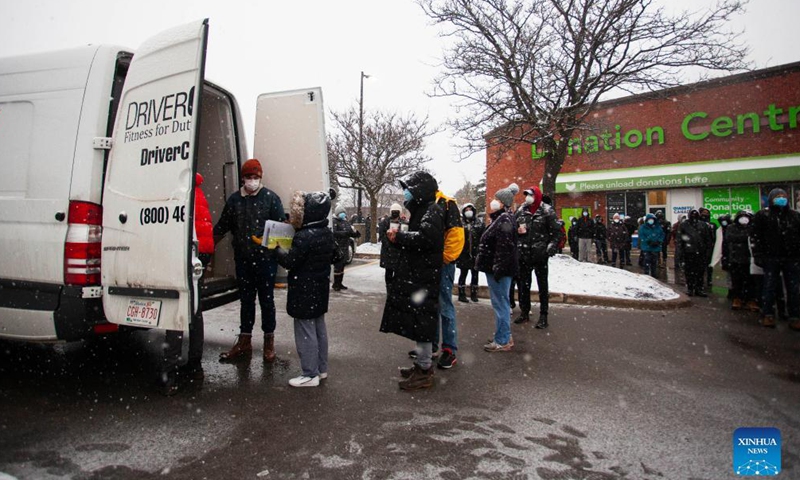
[345,242,355,265]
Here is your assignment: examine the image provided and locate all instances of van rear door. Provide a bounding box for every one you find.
[253,88,331,211]
[101,20,208,331]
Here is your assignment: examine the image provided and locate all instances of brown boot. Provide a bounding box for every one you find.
[760,315,776,328]
[398,364,434,390]
[263,333,276,363]
[731,298,743,310]
[219,334,252,362]
[746,300,760,312]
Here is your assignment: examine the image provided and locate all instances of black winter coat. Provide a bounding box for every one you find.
[515,204,562,267]
[475,209,518,279]
[379,215,406,269]
[213,186,285,261]
[594,221,607,242]
[457,219,483,270]
[752,199,800,262]
[607,221,630,250]
[575,214,595,239]
[723,218,753,267]
[678,219,713,256]
[332,216,358,259]
[380,172,444,343]
[275,191,336,320]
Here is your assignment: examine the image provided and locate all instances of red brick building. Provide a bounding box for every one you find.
[486,62,800,226]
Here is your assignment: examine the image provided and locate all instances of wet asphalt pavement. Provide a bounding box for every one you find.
[1,259,799,479]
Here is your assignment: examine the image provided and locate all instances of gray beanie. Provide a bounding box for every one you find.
[494,183,520,207]
[334,205,346,216]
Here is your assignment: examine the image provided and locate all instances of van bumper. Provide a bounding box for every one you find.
[54,286,108,341]
[0,279,108,342]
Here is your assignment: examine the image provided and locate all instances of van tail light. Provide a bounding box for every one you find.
[64,201,103,286]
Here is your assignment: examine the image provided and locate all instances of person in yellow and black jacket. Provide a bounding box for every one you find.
[430,190,465,369]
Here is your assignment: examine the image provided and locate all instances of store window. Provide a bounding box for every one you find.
[605,192,645,220]
[648,190,667,215]
[704,186,760,225]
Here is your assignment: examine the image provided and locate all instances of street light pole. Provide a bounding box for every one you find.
[357,71,369,216]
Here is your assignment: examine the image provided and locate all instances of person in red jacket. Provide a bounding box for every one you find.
[159,173,215,395]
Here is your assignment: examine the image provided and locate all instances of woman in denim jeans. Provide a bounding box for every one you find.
[475,184,519,352]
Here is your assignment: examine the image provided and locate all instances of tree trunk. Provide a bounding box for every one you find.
[540,138,569,211]
[368,191,379,244]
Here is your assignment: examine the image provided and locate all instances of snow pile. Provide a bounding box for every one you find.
[356,242,381,255]
[479,254,679,301]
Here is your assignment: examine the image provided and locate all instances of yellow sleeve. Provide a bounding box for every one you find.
[443,226,465,264]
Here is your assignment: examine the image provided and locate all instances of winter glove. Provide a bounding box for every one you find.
[546,245,557,257]
[354,230,362,238]
[251,235,264,246]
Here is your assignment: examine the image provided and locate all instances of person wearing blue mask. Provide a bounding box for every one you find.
[332,204,360,291]
[752,188,800,329]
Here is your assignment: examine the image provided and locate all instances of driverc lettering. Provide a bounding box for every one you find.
[125,87,195,130]
[140,142,191,165]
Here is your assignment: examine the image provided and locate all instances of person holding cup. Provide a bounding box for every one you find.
[379,203,407,289]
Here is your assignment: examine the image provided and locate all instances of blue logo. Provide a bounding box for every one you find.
[733,427,780,476]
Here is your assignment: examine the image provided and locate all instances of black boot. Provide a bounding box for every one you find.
[470,286,479,302]
[535,313,548,329]
[513,312,530,324]
[457,286,468,303]
[332,274,343,291]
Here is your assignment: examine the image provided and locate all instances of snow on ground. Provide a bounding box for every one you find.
[356,242,382,254]
[347,252,679,301]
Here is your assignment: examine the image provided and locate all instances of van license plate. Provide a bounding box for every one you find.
[125,299,161,327]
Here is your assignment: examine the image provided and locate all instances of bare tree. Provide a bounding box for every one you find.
[327,106,433,243]
[418,0,751,202]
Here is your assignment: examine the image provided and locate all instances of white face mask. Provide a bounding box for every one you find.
[464,210,474,219]
[490,199,502,212]
[524,195,534,205]
[244,178,260,193]
[738,217,750,225]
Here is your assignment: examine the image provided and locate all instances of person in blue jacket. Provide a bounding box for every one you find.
[638,213,665,278]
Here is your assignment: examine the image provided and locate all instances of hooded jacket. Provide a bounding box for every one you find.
[575,208,595,239]
[456,203,483,270]
[275,191,336,319]
[722,211,754,267]
[638,213,665,252]
[515,194,561,266]
[380,171,444,342]
[752,188,800,262]
[607,217,630,250]
[679,210,713,256]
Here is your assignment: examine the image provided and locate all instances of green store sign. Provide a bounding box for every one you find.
[555,162,800,194]
[532,102,800,159]
[703,187,760,223]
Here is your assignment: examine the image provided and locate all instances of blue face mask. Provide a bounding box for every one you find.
[338,213,346,220]
[647,219,655,225]
[773,197,788,207]
[403,189,413,203]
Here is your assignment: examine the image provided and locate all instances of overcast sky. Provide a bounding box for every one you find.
[1,0,798,198]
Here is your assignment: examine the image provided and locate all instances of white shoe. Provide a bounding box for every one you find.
[289,375,319,387]
[319,372,328,379]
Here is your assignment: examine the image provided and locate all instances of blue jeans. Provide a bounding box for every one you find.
[762,259,800,318]
[236,256,278,334]
[434,263,458,352]
[486,274,512,345]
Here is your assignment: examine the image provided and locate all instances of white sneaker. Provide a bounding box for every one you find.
[319,372,328,380]
[289,375,320,387]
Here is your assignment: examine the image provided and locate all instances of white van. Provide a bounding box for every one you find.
[0,19,330,342]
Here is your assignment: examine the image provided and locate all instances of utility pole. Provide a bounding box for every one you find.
[357,71,369,215]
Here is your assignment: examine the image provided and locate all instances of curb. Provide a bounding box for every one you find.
[356,252,690,310]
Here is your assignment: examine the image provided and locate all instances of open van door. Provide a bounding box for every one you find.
[101,20,208,331]
[253,88,330,215]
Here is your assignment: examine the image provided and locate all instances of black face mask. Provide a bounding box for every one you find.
[390,211,400,219]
